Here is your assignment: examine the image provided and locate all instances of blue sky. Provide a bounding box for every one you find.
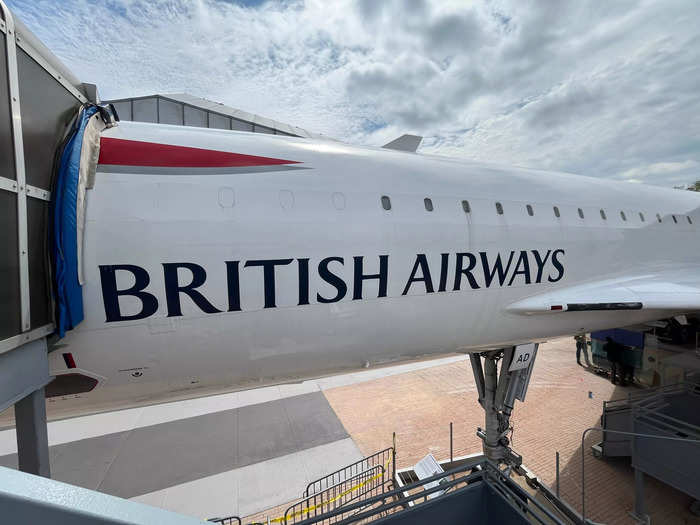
[8,0,700,187]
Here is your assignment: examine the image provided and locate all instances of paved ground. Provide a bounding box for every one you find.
[0,355,461,520]
[0,391,351,499]
[1,341,698,523]
[324,336,700,525]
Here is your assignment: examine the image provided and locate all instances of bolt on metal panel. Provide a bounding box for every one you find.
[0,37,16,181]
[0,190,21,340]
[17,47,81,191]
[27,198,51,329]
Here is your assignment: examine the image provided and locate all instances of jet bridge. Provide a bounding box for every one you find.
[0,1,100,477]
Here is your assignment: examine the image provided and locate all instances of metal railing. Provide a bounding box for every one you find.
[291,462,481,525]
[602,382,692,412]
[208,516,241,525]
[285,447,395,524]
[288,460,571,525]
[484,464,572,525]
[285,465,389,524]
[304,447,395,497]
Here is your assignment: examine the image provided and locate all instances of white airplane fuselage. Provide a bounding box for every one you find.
[48,121,700,414]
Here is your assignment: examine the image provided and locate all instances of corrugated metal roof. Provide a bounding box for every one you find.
[103,93,326,139]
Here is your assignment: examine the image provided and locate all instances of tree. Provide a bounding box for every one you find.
[688,181,700,192]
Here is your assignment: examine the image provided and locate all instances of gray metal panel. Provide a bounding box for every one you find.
[231,117,253,132]
[110,101,131,121]
[0,37,15,181]
[601,405,633,456]
[0,337,50,413]
[183,105,207,127]
[17,48,79,190]
[208,112,230,130]
[376,481,528,525]
[0,190,20,341]
[27,197,50,330]
[633,417,700,500]
[132,97,157,123]
[157,97,182,125]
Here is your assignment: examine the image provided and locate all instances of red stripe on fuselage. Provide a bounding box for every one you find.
[98,137,300,167]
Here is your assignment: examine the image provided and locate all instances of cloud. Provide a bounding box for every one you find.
[619,160,699,184]
[7,0,700,187]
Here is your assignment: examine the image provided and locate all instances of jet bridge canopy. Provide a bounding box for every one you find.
[0,0,100,478]
[0,3,95,353]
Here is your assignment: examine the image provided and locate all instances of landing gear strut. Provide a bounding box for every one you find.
[469,344,539,465]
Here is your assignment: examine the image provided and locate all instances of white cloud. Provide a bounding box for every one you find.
[619,160,699,181]
[8,0,700,187]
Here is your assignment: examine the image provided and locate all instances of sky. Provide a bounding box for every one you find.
[8,0,700,187]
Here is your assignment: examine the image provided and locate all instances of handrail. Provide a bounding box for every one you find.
[292,463,483,525]
[289,459,574,525]
[634,415,700,439]
[300,472,481,525]
[486,466,565,525]
[207,516,241,525]
[605,382,693,410]
[634,404,700,435]
[285,465,386,522]
[304,447,393,497]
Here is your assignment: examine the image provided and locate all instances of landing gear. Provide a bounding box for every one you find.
[469,344,539,465]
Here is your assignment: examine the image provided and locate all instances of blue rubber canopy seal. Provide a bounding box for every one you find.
[52,105,98,338]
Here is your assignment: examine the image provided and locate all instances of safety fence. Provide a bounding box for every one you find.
[284,447,396,524]
[208,517,241,525]
[208,446,396,525]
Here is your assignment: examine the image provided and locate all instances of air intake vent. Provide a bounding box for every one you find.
[45,373,98,398]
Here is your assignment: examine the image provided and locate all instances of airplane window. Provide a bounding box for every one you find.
[495,202,504,215]
[688,216,693,225]
[462,200,471,213]
[381,195,391,211]
[578,208,584,219]
[600,209,607,220]
[672,215,678,223]
[620,211,627,221]
[656,213,662,223]
[526,204,534,216]
[424,198,434,212]
[639,212,645,222]
[553,206,560,218]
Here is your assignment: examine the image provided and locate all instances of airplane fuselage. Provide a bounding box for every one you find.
[47,121,700,414]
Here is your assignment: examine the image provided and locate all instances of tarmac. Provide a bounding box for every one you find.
[0,340,698,524]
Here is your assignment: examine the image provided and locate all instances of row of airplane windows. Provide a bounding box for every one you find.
[379,195,694,225]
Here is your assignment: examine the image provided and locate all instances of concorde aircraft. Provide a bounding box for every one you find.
[46,108,700,418]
